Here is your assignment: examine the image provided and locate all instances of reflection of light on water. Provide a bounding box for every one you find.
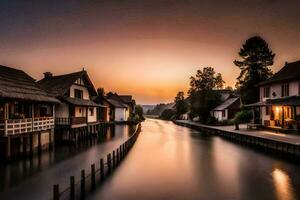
[271,168,295,200]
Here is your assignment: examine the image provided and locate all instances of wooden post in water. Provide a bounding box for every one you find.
[119,145,122,159]
[81,169,85,199]
[70,176,75,200]
[113,150,116,168]
[91,164,96,190]
[100,158,104,181]
[116,149,119,164]
[53,184,59,200]
[107,154,111,173]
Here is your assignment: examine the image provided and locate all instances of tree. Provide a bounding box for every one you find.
[233,110,253,130]
[160,109,176,120]
[174,91,188,119]
[234,36,275,104]
[135,105,145,121]
[188,67,224,123]
[189,67,225,93]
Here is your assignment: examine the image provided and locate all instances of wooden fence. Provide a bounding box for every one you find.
[52,123,141,200]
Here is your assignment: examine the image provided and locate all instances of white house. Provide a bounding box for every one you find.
[38,70,103,128]
[104,93,129,122]
[247,61,300,132]
[212,97,240,121]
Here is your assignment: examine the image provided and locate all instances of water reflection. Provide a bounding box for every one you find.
[272,168,296,200]
[0,124,134,199]
[89,119,300,200]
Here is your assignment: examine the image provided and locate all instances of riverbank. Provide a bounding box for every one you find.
[174,120,300,156]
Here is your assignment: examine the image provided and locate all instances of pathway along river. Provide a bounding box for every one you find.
[0,124,136,200]
[89,119,300,200]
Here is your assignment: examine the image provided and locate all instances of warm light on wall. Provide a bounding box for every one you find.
[275,106,280,113]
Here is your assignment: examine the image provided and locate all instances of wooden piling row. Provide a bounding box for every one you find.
[52,123,141,200]
[53,125,140,200]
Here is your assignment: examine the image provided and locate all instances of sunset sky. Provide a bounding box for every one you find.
[1,0,300,104]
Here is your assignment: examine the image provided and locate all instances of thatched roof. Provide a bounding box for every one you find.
[0,65,60,103]
[38,70,97,97]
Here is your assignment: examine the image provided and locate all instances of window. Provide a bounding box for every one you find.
[75,78,84,85]
[281,83,289,97]
[89,108,94,116]
[74,89,83,99]
[222,110,225,117]
[263,87,270,98]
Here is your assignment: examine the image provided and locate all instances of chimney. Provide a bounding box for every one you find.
[44,72,53,78]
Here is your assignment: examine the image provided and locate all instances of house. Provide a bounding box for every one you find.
[0,65,60,159]
[211,97,240,121]
[38,69,103,129]
[105,93,129,122]
[247,61,300,132]
[118,95,136,115]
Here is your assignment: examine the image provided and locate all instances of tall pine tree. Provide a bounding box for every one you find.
[234,36,275,104]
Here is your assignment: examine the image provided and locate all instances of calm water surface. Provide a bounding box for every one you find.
[89,119,300,200]
[0,124,134,199]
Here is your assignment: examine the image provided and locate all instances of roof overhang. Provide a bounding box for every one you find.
[63,97,104,107]
[245,96,300,107]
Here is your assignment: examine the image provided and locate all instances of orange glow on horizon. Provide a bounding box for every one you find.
[2,1,300,104]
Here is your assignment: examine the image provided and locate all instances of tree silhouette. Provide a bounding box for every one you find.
[234,36,275,104]
[174,91,188,119]
[188,67,224,123]
[189,67,225,93]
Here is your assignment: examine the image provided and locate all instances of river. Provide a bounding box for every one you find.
[89,119,300,200]
[0,124,135,200]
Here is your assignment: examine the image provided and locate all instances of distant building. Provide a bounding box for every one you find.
[38,70,103,128]
[105,93,130,122]
[118,95,136,115]
[0,65,60,159]
[247,61,300,132]
[211,97,240,121]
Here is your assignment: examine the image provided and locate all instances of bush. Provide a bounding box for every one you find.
[128,113,140,122]
[233,110,252,124]
[206,116,218,125]
[160,109,176,120]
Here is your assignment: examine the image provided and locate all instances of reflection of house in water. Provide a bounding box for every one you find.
[0,65,60,160]
[247,61,300,133]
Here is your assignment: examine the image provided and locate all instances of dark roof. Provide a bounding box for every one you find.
[212,97,240,111]
[246,96,300,107]
[258,61,300,86]
[119,95,132,102]
[38,70,97,97]
[64,97,104,107]
[0,65,60,103]
[106,98,128,108]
